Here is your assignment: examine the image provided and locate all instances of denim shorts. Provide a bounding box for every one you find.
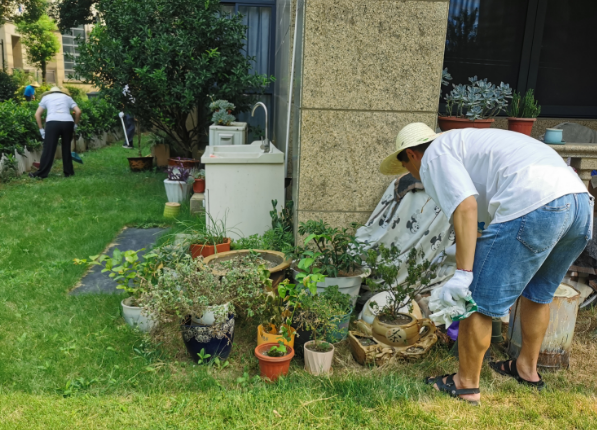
[470,193,593,318]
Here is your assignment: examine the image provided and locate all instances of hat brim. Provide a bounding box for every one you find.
[379,150,408,176]
[41,90,67,98]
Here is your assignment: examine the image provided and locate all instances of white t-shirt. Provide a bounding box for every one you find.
[420,128,587,225]
[39,93,77,122]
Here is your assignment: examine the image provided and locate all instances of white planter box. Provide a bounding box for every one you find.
[209,122,248,146]
[164,179,190,204]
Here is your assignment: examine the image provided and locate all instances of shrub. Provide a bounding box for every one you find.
[0,100,43,155]
[0,72,19,103]
[64,85,88,104]
[76,96,118,140]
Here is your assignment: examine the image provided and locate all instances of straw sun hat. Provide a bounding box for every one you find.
[31,81,40,88]
[379,122,441,176]
[41,86,71,98]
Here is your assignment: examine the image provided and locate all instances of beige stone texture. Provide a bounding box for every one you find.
[190,193,205,216]
[298,110,437,213]
[297,210,371,230]
[493,118,597,140]
[301,0,449,111]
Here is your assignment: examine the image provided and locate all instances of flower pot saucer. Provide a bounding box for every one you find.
[546,141,565,145]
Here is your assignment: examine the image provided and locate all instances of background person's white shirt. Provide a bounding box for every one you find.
[39,93,77,122]
[420,128,588,226]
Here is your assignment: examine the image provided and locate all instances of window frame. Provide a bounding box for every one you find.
[61,26,86,81]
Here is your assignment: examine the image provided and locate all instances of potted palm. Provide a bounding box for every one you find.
[364,244,437,347]
[208,99,248,146]
[164,164,193,203]
[192,169,206,194]
[507,89,541,136]
[439,76,512,131]
[293,220,369,307]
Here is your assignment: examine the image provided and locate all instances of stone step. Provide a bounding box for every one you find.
[190,192,205,215]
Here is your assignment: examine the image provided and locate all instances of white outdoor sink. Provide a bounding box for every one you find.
[202,141,284,164]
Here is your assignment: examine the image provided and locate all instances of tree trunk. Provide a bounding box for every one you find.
[41,60,46,83]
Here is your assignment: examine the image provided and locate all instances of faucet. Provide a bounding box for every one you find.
[251,102,270,153]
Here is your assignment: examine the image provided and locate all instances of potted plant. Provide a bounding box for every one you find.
[76,248,158,332]
[127,122,153,172]
[186,214,232,258]
[507,89,541,136]
[167,156,201,172]
[148,132,172,168]
[363,244,437,347]
[164,163,192,203]
[208,99,248,146]
[293,220,369,307]
[254,342,295,382]
[141,253,268,363]
[192,169,206,194]
[439,76,512,131]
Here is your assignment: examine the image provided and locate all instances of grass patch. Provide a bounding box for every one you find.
[1,142,597,428]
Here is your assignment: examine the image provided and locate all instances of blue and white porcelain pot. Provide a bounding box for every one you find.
[181,314,235,363]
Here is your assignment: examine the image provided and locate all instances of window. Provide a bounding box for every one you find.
[443,0,597,118]
[220,1,275,138]
[62,26,86,79]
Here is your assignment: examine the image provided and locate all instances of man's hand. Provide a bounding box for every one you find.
[39,129,45,139]
[74,124,78,132]
[440,269,473,307]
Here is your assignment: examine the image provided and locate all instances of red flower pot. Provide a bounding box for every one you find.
[168,158,201,170]
[254,343,294,382]
[189,238,231,259]
[507,117,536,136]
[193,178,205,193]
[437,116,494,132]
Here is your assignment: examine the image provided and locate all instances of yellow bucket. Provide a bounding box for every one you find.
[163,202,181,218]
[257,324,296,348]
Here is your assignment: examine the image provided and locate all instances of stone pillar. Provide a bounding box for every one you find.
[295,0,450,229]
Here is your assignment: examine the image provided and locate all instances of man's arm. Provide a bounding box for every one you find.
[453,195,478,271]
[35,106,44,129]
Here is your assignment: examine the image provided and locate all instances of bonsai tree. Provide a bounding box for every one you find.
[364,244,436,323]
[507,89,541,118]
[443,76,512,120]
[74,0,274,157]
[16,15,61,84]
[295,220,364,279]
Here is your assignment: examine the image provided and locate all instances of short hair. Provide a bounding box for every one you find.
[396,141,433,163]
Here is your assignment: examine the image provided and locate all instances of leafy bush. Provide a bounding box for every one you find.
[0,72,19,103]
[64,85,88,104]
[0,100,43,155]
[76,96,118,140]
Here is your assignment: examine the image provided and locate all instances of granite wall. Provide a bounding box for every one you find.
[294,0,450,229]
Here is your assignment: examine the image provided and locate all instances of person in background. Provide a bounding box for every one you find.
[122,84,135,148]
[30,86,82,179]
[24,81,40,101]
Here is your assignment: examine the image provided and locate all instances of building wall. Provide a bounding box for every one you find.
[294,0,450,229]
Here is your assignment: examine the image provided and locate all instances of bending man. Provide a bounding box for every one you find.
[380,123,591,405]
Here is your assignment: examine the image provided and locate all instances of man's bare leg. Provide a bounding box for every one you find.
[433,312,492,402]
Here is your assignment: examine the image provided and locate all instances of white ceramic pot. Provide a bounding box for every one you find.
[164,179,190,204]
[316,268,371,308]
[121,298,156,332]
[191,303,231,326]
[304,341,334,375]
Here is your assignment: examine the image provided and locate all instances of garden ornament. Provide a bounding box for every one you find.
[379,122,441,176]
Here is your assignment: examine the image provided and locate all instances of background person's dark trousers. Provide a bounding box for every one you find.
[34,121,74,178]
[124,113,135,146]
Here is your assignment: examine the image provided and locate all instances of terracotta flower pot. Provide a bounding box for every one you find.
[371,313,436,347]
[193,178,205,193]
[304,341,334,375]
[127,156,154,172]
[189,238,231,259]
[168,158,201,170]
[437,116,494,132]
[257,323,296,348]
[507,117,536,136]
[254,342,294,381]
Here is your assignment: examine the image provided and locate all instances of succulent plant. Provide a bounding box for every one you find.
[444,76,512,120]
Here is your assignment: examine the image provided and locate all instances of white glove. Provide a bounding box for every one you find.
[440,269,473,307]
[39,128,45,139]
[74,124,78,131]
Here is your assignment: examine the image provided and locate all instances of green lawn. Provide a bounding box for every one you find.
[1,143,597,429]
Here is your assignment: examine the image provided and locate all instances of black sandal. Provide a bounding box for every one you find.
[425,373,480,406]
[489,359,545,391]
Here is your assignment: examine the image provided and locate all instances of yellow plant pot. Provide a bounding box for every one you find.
[257,324,296,348]
[163,202,181,218]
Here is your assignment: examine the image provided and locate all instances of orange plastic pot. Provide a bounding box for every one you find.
[507,117,536,136]
[437,116,494,131]
[193,178,205,193]
[189,238,231,259]
[255,343,295,381]
[257,324,296,348]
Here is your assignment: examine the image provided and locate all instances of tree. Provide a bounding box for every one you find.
[49,0,97,32]
[0,0,46,25]
[75,0,273,156]
[16,15,61,83]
